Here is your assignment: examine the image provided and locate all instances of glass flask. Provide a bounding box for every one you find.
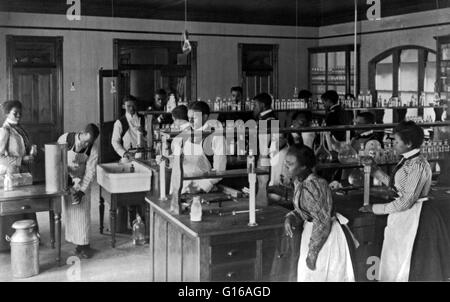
[132,214,146,246]
[315,132,333,164]
[338,143,359,164]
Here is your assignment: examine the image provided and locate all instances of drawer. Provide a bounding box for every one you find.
[211,241,256,265]
[0,199,51,215]
[211,261,256,281]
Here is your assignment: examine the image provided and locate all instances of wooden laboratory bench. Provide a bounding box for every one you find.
[0,184,67,265]
[145,194,289,282]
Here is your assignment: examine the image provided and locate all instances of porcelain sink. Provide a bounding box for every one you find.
[97,161,152,193]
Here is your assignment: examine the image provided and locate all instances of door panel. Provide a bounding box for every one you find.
[36,72,54,124]
[13,72,34,124]
[12,68,59,182]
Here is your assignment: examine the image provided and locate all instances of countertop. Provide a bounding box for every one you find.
[0,183,68,201]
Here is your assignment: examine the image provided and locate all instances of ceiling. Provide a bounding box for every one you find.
[1,0,450,27]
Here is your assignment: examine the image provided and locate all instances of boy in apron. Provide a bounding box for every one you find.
[360,121,432,281]
[57,124,100,259]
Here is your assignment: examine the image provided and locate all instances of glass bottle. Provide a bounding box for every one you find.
[132,214,146,246]
[3,173,13,191]
[190,196,202,222]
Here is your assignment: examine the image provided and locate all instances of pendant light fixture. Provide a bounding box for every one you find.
[293,0,299,98]
[353,0,358,97]
[182,0,192,55]
[110,0,116,94]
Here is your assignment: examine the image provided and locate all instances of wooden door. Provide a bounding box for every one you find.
[12,68,59,181]
[7,36,63,182]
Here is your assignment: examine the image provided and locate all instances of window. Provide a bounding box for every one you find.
[238,44,278,99]
[114,39,197,111]
[369,46,437,122]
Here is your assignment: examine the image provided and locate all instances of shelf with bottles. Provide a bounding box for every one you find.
[316,157,445,171]
[340,90,448,110]
[158,121,450,139]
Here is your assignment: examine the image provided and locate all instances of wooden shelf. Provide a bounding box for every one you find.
[316,158,443,170]
[183,168,269,180]
[342,105,447,111]
[160,121,450,137]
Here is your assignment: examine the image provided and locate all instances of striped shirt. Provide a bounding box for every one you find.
[372,148,432,215]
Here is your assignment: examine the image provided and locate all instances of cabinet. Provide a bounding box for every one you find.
[437,35,450,101]
[309,45,359,100]
[147,197,288,281]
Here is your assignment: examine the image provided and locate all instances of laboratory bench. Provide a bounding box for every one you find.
[144,183,450,282]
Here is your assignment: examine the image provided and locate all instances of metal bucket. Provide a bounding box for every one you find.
[6,219,39,279]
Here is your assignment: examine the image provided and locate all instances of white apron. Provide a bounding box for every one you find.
[378,198,427,281]
[63,147,91,246]
[297,213,355,282]
[180,139,214,194]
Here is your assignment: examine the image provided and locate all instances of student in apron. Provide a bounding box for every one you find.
[284,144,355,282]
[171,101,226,194]
[57,124,100,259]
[360,121,432,281]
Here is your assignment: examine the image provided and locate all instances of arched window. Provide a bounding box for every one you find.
[369,46,438,122]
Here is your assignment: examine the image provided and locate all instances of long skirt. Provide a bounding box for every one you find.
[297,220,355,282]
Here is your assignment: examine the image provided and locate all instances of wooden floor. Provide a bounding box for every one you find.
[0,184,151,282]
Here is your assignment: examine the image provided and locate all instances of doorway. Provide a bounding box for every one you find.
[6,35,64,182]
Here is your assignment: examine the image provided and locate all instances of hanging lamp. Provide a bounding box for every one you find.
[182,0,192,54]
[293,0,299,98]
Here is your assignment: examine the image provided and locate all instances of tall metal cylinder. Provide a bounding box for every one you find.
[8,220,39,279]
[45,143,68,192]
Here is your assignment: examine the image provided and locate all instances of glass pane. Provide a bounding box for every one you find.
[14,41,55,65]
[376,55,393,123]
[243,49,273,71]
[399,49,419,108]
[102,78,117,122]
[310,53,326,100]
[441,42,450,60]
[350,51,356,96]
[424,52,437,121]
[440,43,450,101]
[375,55,393,101]
[124,47,169,65]
[327,51,346,97]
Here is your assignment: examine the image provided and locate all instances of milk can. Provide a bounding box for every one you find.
[5,220,39,279]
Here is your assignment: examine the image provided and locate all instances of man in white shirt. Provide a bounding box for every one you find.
[171,101,227,194]
[111,95,146,160]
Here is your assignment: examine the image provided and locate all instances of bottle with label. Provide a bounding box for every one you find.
[377,95,382,108]
[130,164,135,173]
[366,90,372,108]
[418,92,425,107]
[132,214,146,245]
[247,150,256,173]
[3,173,13,191]
[358,142,366,163]
[190,196,202,222]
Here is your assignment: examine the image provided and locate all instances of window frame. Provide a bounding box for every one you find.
[368,45,437,99]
